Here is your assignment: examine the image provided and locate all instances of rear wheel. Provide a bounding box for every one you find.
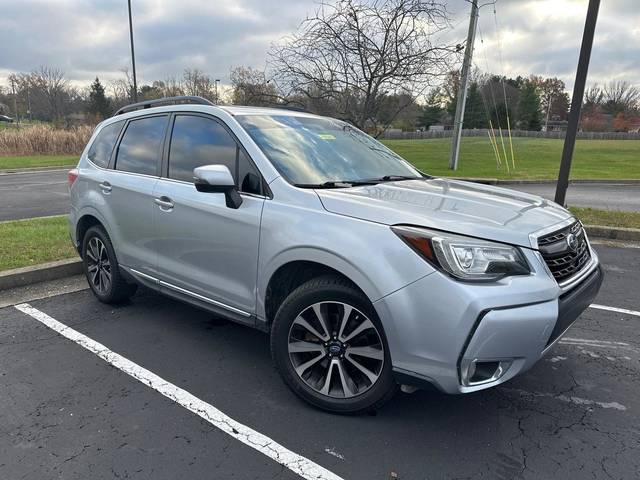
[271,275,396,414]
[82,226,136,304]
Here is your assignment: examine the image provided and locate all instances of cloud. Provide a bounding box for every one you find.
[0,0,638,92]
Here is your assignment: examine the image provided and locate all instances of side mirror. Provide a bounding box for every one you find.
[193,164,243,209]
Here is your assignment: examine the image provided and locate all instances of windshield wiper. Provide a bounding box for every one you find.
[357,175,421,183]
[380,175,420,181]
[294,179,378,189]
[293,181,354,189]
[293,176,421,189]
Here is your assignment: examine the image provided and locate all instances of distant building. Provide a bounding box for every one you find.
[542,120,568,132]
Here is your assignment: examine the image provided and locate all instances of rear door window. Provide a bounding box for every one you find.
[87,120,124,168]
[115,116,167,176]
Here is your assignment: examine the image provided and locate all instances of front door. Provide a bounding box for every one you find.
[153,114,266,317]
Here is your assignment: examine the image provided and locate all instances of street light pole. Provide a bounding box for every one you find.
[127,0,138,102]
[554,0,600,205]
[448,0,479,170]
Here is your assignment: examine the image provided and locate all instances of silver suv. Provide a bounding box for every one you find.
[69,96,603,413]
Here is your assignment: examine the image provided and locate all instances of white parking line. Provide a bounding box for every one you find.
[14,303,344,480]
[589,304,640,317]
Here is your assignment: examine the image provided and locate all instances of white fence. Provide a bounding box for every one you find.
[381,128,640,140]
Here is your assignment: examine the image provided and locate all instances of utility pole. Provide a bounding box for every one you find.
[214,79,220,104]
[449,0,479,170]
[544,94,552,131]
[555,0,600,205]
[26,85,32,122]
[10,76,19,125]
[127,0,138,102]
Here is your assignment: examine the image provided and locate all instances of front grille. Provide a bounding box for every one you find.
[538,221,591,283]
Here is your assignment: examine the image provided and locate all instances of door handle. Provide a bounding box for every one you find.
[154,196,174,211]
[99,181,112,194]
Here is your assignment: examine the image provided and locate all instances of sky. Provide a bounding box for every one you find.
[0,0,638,93]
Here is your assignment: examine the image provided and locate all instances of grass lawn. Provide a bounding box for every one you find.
[569,207,640,230]
[0,215,77,271]
[0,155,77,170]
[383,137,640,180]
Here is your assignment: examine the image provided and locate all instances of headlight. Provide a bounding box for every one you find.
[391,226,530,281]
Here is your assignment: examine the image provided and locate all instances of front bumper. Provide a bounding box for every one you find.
[374,250,603,394]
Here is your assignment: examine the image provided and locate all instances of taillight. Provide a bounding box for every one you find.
[68,168,79,189]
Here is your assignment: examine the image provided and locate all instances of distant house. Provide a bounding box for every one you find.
[428,124,446,131]
[542,120,568,132]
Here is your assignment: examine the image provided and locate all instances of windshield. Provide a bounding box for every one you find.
[236,114,422,186]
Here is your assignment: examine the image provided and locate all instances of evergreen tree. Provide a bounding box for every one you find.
[88,77,111,119]
[418,89,445,128]
[463,82,486,128]
[517,81,542,130]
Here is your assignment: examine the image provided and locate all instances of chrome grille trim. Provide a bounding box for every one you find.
[536,220,594,286]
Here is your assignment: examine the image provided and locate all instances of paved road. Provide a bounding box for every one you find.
[508,182,640,212]
[1,242,638,479]
[0,170,69,221]
[2,170,640,221]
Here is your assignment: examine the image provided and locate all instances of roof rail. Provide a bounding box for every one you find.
[271,105,310,113]
[114,95,215,116]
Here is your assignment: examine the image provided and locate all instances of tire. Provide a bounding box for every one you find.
[82,225,137,304]
[270,275,397,414]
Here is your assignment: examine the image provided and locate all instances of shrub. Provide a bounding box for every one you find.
[0,124,94,156]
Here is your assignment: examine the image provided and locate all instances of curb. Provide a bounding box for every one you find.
[0,165,74,175]
[450,178,640,186]
[584,224,640,242]
[0,258,83,291]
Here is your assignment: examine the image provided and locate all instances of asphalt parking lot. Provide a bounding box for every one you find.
[1,241,639,479]
[0,169,69,221]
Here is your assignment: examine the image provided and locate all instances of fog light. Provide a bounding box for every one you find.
[460,359,512,386]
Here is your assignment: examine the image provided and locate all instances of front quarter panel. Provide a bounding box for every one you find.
[256,178,436,324]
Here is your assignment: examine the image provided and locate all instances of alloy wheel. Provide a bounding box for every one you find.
[86,237,112,294]
[287,301,385,399]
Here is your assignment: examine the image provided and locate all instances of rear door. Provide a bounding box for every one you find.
[103,114,168,276]
[153,113,266,318]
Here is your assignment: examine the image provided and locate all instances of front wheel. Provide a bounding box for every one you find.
[270,275,397,414]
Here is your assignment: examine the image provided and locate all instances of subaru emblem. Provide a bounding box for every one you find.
[566,233,578,251]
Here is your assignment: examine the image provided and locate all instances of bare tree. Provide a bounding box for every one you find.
[584,85,603,103]
[30,66,70,120]
[269,0,456,132]
[229,66,281,106]
[157,76,184,97]
[602,80,639,114]
[182,69,216,101]
[109,68,137,108]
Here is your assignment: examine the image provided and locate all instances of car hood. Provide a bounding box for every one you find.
[315,178,573,248]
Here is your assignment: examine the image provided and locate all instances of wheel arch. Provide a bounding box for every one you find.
[258,248,382,328]
[75,209,110,256]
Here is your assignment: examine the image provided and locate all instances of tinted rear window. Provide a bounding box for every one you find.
[115,116,167,176]
[88,121,123,168]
